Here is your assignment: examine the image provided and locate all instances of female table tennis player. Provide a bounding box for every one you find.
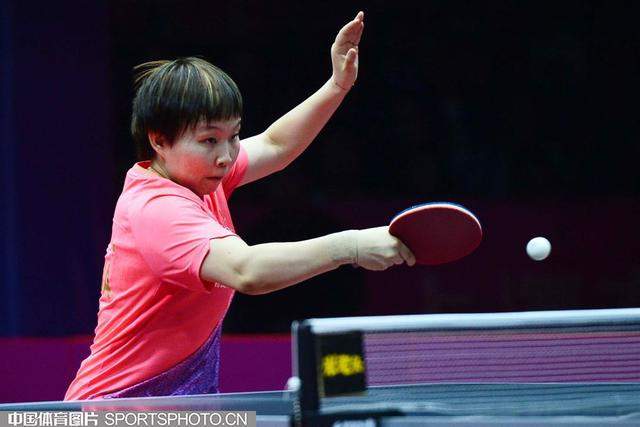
[64,12,414,400]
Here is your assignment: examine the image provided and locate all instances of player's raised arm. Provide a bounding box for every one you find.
[237,11,365,186]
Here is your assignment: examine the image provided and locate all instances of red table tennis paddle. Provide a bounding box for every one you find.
[389,202,482,265]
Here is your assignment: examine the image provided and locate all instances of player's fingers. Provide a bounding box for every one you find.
[377,257,395,270]
[398,242,416,267]
[353,17,364,43]
[337,17,363,46]
[352,25,363,45]
[346,19,364,45]
[336,19,359,43]
[346,48,357,66]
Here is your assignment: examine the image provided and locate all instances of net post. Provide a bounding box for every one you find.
[292,319,319,425]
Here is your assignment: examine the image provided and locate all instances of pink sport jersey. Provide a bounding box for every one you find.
[65,146,248,401]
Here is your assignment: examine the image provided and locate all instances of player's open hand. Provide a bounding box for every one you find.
[331,11,364,91]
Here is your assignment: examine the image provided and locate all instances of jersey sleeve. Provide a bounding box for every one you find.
[221,144,248,198]
[129,194,236,292]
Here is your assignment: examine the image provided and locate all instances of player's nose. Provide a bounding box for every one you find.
[216,141,233,168]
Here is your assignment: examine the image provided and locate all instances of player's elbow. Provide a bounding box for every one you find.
[200,237,277,296]
[226,247,277,295]
[234,273,272,296]
[201,268,261,295]
[199,261,257,295]
[200,236,265,295]
[233,275,261,295]
[237,284,264,296]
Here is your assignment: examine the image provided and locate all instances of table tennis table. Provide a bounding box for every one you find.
[2,308,640,426]
[1,383,639,425]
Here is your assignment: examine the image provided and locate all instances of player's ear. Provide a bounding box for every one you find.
[148,132,168,157]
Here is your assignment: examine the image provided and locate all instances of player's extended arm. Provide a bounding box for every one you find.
[238,11,364,186]
[200,225,415,295]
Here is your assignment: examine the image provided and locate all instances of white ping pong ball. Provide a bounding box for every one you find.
[526,237,551,261]
[285,376,301,391]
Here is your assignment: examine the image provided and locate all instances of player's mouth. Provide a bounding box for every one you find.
[207,169,227,181]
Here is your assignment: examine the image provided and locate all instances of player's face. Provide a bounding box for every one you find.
[162,118,241,196]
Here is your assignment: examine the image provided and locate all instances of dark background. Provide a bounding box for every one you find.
[1,0,639,336]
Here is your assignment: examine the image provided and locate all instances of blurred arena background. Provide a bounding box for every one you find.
[1,0,639,402]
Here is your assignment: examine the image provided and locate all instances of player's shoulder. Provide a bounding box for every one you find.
[130,189,202,216]
[122,172,201,217]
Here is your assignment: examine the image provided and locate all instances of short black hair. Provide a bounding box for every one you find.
[131,57,243,160]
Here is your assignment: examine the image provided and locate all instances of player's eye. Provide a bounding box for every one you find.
[204,137,218,144]
[232,133,240,141]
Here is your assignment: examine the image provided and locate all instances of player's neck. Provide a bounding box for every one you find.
[148,160,170,180]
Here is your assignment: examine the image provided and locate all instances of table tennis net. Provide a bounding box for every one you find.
[294,309,640,418]
[363,325,640,385]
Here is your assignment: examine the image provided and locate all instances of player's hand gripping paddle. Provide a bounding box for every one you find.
[389,202,482,265]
